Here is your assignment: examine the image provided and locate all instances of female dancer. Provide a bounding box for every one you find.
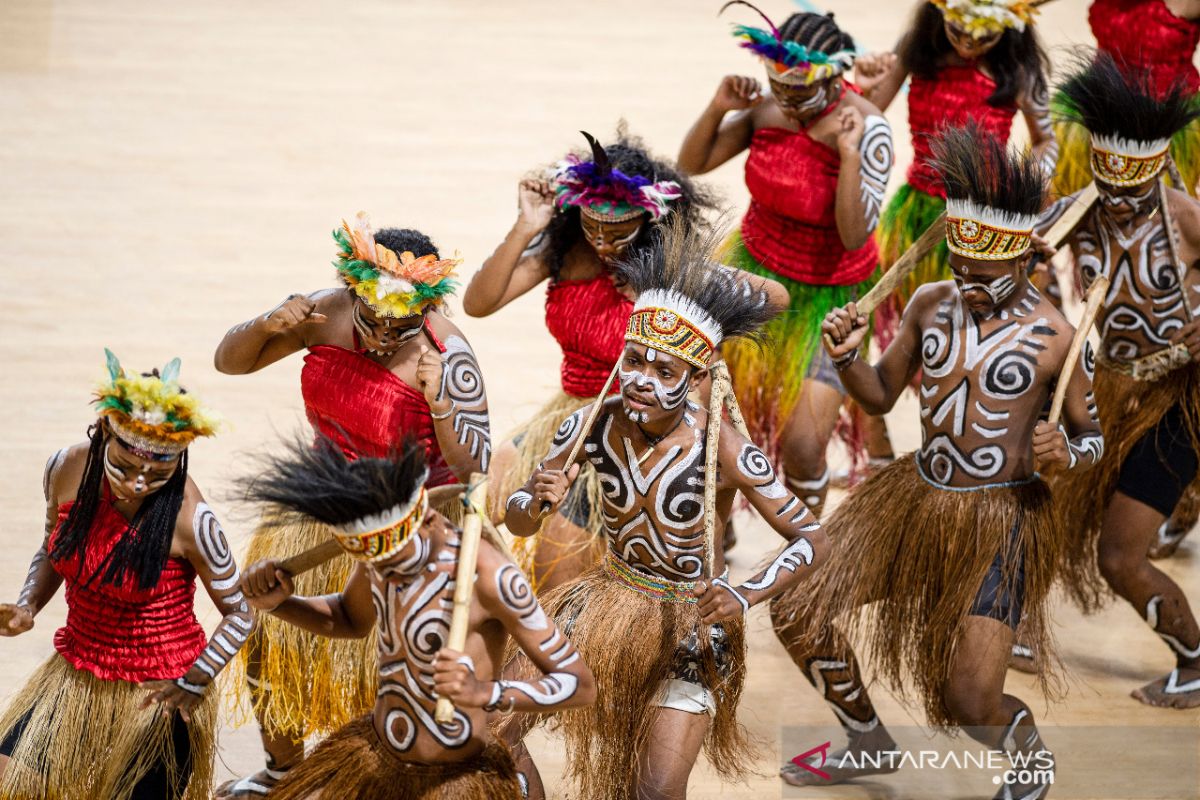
[465,129,718,592]
[213,215,491,796]
[678,5,895,515]
[0,351,247,800]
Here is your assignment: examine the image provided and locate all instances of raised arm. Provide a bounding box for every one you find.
[833,105,894,250]
[241,558,376,639]
[0,448,70,636]
[822,291,927,415]
[854,50,908,111]
[416,331,492,480]
[676,75,761,175]
[463,179,555,317]
[213,291,332,374]
[695,433,831,623]
[1019,80,1058,178]
[433,551,596,715]
[1033,340,1104,472]
[503,406,589,536]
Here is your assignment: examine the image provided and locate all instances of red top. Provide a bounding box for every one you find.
[1091,0,1200,96]
[50,490,206,682]
[906,65,1016,198]
[741,114,879,285]
[545,274,631,397]
[301,321,456,487]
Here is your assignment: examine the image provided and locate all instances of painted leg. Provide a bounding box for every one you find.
[215,636,302,799]
[1097,492,1200,708]
[771,603,898,787]
[780,379,842,518]
[1148,482,1200,560]
[634,706,709,800]
[500,660,543,799]
[945,616,1053,800]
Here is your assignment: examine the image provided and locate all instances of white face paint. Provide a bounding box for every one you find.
[618,367,690,414]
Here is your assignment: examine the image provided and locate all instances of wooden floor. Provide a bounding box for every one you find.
[0,1,1197,797]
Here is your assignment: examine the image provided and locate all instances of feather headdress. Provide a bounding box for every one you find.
[722,1,855,86]
[933,123,1045,261]
[552,131,682,223]
[613,219,776,368]
[931,0,1036,39]
[333,212,460,318]
[94,349,218,458]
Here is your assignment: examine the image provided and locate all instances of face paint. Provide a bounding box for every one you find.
[618,367,690,414]
[353,302,423,355]
[103,440,174,501]
[770,77,841,122]
[955,274,1017,307]
[580,214,643,261]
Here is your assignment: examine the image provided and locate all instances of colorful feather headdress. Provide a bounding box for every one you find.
[722,1,855,87]
[931,0,1036,39]
[552,131,682,223]
[94,349,218,459]
[333,212,461,319]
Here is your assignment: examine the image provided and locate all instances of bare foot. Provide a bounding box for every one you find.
[1148,520,1191,560]
[1008,642,1039,675]
[780,732,900,787]
[215,767,291,798]
[1131,668,1200,709]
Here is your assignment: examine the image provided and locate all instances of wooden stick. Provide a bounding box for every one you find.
[435,474,488,724]
[703,366,733,581]
[276,482,467,577]
[710,361,750,439]
[1044,182,1099,252]
[1048,275,1109,426]
[538,358,622,516]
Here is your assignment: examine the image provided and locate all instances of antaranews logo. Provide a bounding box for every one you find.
[789,742,1054,784]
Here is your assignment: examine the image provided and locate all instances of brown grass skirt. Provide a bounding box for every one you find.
[502,566,753,799]
[1052,361,1200,612]
[268,715,521,800]
[773,455,1062,729]
[0,653,218,800]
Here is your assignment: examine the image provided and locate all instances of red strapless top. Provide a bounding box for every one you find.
[545,274,631,398]
[742,110,879,285]
[301,322,455,487]
[1091,0,1200,96]
[907,65,1016,198]
[50,491,206,682]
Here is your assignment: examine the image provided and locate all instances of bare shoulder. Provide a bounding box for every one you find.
[45,442,90,504]
[472,537,535,611]
[906,280,956,323]
[425,310,474,349]
[846,90,885,120]
[173,477,208,543]
[1167,187,1200,241]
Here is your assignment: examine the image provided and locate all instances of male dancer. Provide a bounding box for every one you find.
[503,223,831,800]
[1041,53,1200,707]
[240,439,594,799]
[772,125,1102,799]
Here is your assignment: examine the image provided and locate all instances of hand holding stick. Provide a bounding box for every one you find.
[435,475,488,724]
[1048,275,1109,426]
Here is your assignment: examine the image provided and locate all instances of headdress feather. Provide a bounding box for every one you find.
[551,131,683,222]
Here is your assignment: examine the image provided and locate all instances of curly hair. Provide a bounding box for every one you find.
[373,227,438,259]
[898,1,1048,108]
[542,124,717,281]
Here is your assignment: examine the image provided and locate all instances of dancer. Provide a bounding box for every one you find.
[213,214,491,795]
[1040,53,1200,707]
[1054,0,1200,198]
[678,5,895,515]
[502,222,831,800]
[465,128,715,592]
[0,351,247,800]
[771,125,1101,797]
[237,438,594,800]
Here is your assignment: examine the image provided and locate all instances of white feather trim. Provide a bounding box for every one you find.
[338,477,427,535]
[1092,133,1171,159]
[633,288,723,347]
[945,198,1037,234]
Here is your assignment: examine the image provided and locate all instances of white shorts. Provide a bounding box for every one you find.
[654,677,716,717]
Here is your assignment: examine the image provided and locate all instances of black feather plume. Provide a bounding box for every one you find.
[931,122,1045,218]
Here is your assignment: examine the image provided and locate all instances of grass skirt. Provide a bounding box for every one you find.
[876,183,949,337]
[268,715,521,800]
[1051,97,1200,198]
[721,229,889,472]
[772,455,1062,729]
[0,653,218,800]
[502,566,752,799]
[488,390,606,592]
[1051,361,1200,612]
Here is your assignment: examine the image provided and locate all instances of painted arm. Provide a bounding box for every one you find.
[503,407,588,536]
[434,556,596,714]
[1019,81,1058,178]
[1034,340,1104,472]
[242,559,376,639]
[463,179,554,317]
[834,109,894,250]
[0,448,69,636]
[822,290,927,415]
[416,333,492,479]
[676,75,760,175]
[213,291,331,374]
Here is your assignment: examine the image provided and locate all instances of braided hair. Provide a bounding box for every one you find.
[50,421,188,590]
[777,11,856,55]
[899,1,1048,108]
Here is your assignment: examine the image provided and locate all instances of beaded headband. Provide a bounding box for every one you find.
[94,349,217,457]
[625,288,722,369]
[931,0,1036,39]
[944,199,1036,261]
[333,212,460,319]
[1090,134,1171,187]
[332,484,429,563]
[552,132,682,223]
